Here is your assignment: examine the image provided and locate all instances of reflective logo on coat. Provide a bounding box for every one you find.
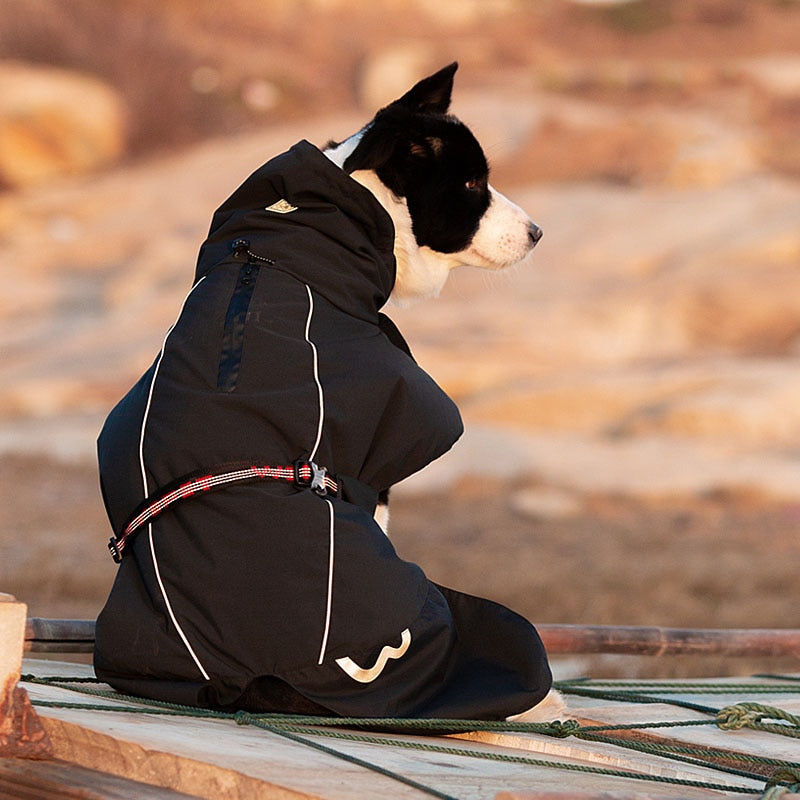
[265,198,298,214]
[335,629,412,683]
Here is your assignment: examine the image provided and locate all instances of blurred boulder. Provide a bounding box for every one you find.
[415,0,525,25]
[741,55,800,98]
[0,61,126,189]
[741,56,800,178]
[510,486,582,520]
[499,100,756,188]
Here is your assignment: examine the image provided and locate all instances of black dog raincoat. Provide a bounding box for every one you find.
[94,140,552,719]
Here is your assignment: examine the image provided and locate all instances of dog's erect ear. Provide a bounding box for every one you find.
[341,63,457,179]
[392,62,458,115]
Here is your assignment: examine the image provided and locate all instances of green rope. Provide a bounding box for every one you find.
[575,729,796,783]
[556,682,800,741]
[555,683,721,713]
[32,674,800,693]
[556,678,800,693]
[716,703,800,738]
[19,675,100,683]
[243,719,763,794]
[761,785,793,800]
[22,681,456,800]
[23,673,800,797]
[760,768,800,800]
[18,677,711,738]
[29,694,799,777]
[234,712,459,800]
[30,699,234,718]
[21,675,239,716]
[24,693,772,795]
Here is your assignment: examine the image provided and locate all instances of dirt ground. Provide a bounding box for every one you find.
[2,453,797,678]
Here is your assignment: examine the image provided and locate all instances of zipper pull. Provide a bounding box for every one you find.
[231,238,250,258]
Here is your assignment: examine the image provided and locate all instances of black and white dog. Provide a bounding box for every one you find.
[326,62,542,304]
[95,62,559,722]
[327,62,542,534]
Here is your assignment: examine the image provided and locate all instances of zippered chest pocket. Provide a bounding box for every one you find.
[217,260,261,392]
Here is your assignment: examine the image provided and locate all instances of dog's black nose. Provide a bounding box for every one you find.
[528,222,543,247]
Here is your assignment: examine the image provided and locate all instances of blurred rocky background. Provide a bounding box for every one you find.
[1,0,799,676]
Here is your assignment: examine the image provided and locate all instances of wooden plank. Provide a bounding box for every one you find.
[453,723,763,790]
[557,675,800,707]
[0,756,200,799]
[22,659,95,680]
[38,716,320,800]
[564,697,800,764]
[495,793,729,800]
[23,619,800,657]
[35,709,749,800]
[475,677,800,797]
[495,793,725,800]
[19,660,771,800]
[0,595,26,699]
[1,594,52,758]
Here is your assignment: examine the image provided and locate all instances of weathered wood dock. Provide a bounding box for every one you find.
[3,600,799,799]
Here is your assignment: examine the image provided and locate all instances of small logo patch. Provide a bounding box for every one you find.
[265,198,298,214]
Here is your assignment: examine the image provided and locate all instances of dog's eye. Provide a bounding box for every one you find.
[465,179,482,192]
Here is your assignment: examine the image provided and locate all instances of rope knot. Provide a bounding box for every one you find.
[716,703,763,730]
[716,702,800,737]
[543,719,581,738]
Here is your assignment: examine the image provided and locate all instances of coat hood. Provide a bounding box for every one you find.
[196,140,397,321]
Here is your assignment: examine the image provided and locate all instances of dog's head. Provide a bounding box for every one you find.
[325,62,541,303]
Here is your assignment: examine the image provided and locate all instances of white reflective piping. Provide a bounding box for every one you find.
[303,285,335,666]
[139,277,210,681]
[146,523,209,680]
[303,284,324,462]
[317,498,335,665]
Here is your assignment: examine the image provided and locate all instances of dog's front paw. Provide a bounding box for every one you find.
[506,689,568,723]
[374,502,390,535]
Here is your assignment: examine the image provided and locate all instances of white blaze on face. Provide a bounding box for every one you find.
[348,169,455,303]
[460,186,536,270]
[383,182,539,303]
[336,162,540,304]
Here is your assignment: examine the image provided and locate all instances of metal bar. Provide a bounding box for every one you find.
[23,618,800,657]
[24,618,95,653]
[537,624,800,657]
